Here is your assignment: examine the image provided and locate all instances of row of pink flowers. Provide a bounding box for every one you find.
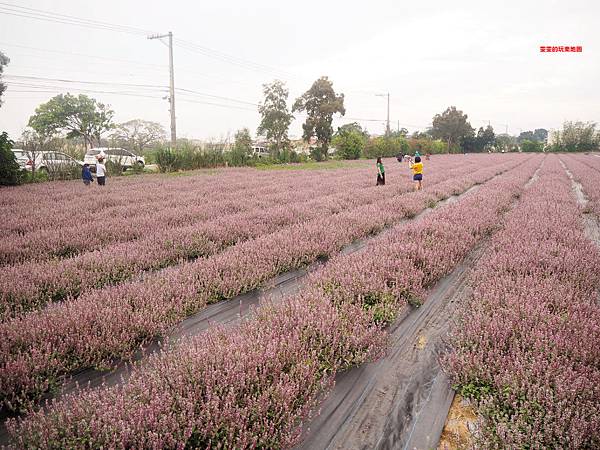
[6,156,541,448]
[0,165,391,265]
[443,156,600,448]
[0,157,487,320]
[0,158,529,413]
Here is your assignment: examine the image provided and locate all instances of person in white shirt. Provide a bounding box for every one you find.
[96,157,107,186]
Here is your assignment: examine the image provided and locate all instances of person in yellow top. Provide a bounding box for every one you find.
[409,156,423,191]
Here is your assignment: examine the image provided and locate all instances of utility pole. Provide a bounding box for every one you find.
[376,93,390,136]
[148,31,176,148]
[386,93,390,136]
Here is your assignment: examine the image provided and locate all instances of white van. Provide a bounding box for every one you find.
[21,151,83,172]
[252,146,270,158]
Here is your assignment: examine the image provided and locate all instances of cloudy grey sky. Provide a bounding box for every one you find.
[0,0,598,141]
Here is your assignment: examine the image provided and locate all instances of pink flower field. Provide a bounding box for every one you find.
[2,154,599,449]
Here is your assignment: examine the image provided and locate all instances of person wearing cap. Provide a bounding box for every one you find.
[81,163,94,186]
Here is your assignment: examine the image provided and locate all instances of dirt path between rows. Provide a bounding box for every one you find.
[296,160,544,450]
[296,242,484,450]
[560,160,600,245]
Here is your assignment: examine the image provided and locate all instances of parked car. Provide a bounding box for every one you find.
[84,148,145,170]
[23,151,83,173]
[11,149,29,170]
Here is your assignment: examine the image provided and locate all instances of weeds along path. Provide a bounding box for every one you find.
[442,155,600,448]
[0,158,531,418]
[0,160,411,266]
[5,157,543,449]
[295,158,543,450]
[0,157,492,319]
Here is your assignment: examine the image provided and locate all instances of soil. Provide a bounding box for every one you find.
[437,395,478,450]
[560,160,600,246]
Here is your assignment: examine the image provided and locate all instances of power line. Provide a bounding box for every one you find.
[0,3,294,81]
[5,74,165,90]
[174,39,296,80]
[0,2,154,35]
[0,42,262,89]
[4,75,261,107]
[0,41,167,69]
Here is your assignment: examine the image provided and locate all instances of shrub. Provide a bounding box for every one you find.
[105,159,124,176]
[332,129,366,160]
[407,138,447,155]
[155,147,181,172]
[363,136,409,159]
[0,132,20,186]
[520,139,543,152]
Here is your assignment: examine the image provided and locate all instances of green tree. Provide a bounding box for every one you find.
[332,125,367,160]
[111,119,166,153]
[293,76,345,161]
[28,94,114,149]
[408,138,446,155]
[20,127,52,177]
[518,129,548,144]
[520,140,543,152]
[0,51,9,107]
[0,132,20,185]
[257,80,294,158]
[477,125,495,152]
[363,136,409,159]
[389,128,408,138]
[533,128,548,142]
[495,133,516,152]
[517,130,535,143]
[430,106,474,152]
[230,128,252,166]
[337,122,369,139]
[555,121,598,152]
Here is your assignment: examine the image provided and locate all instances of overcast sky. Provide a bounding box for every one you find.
[0,0,598,141]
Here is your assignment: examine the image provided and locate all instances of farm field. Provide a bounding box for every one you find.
[2,154,600,449]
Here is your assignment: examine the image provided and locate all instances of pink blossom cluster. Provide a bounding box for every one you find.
[0,158,527,413]
[6,157,542,448]
[443,157,600,449]
[0,157,485,320]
